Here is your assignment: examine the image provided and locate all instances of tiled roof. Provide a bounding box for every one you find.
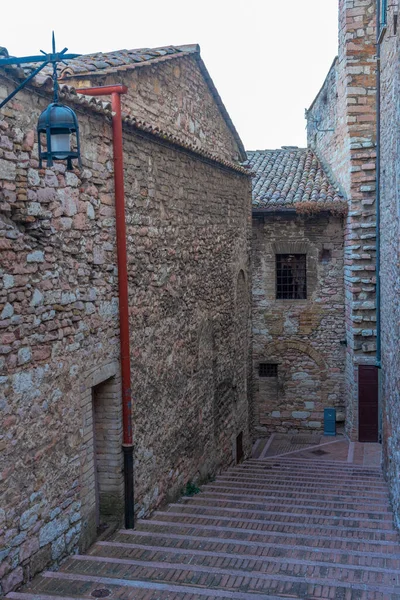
[59,45,198,78]
[246,148,345,210]
[0,44,247,165]
[58,44,246,161]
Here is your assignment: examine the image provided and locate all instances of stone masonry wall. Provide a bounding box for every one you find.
[0,74,251,593]
[379,0,400,529]
[252,213,346,436]
[307,57,350,197]
[307,0,377,440]
[63,55,243,165]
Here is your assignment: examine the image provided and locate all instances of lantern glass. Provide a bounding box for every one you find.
[50,133,71,159]
[37,102,82,169]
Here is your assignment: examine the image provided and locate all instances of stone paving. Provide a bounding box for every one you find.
[6,434,400,600]
[253,433,382,467]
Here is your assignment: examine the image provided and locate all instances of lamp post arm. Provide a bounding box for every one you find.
[0,61,50,109]
[0,52,80,67]
[0,39,81,110]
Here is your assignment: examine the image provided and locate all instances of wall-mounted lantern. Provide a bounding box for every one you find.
[0,33,81,170]
[37,102,81,169]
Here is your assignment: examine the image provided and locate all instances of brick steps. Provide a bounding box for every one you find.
[246,460,382,477]
[91,538,400,573]
[223,473,387,490]
[115,529,400,561]
[244,457,383,472]
[173,499,394,528]
[15,552,400,599]
[205,483,391,507]
[9,456,400,600]
[181,493,393,520]
[135,518,399,553]
[213,476,389,498]
[7,580,294,600]
[226,466,387,486]
[65,552,400,589]
[127,521,400,555]
[198,489,393,513]
[144,510,399,542]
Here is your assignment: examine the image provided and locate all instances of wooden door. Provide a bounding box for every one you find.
[358,365,379,442]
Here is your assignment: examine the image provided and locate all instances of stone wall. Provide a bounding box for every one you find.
[0,73,251,593]
[307,0,377,440]
[379,0,400,529]
[252,213,346,436]
[307,57,350,197]
[63,54,243,165]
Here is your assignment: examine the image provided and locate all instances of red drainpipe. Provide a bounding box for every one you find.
[77,84,134,528]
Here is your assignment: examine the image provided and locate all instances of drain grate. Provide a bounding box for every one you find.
[91,590,111,598]
[311,449,328,456]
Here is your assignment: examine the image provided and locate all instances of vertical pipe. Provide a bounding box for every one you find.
[111,91,134,528]
[376,14,382,444]
[77,85,134,527]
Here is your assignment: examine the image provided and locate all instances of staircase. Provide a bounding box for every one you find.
[8,455,400,600]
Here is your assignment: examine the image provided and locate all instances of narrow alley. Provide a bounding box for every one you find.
[6,435,400,600]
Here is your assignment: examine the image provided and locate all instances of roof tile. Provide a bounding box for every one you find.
[245,148,344,210]
[59,45,199,78]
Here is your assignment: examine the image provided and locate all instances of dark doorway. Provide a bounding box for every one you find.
[92,377,124,528]
[236,432,244,464]
[358,365,379,442]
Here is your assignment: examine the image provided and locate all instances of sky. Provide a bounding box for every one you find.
[1,0,338,151]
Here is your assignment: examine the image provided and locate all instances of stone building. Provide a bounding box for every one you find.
[376,0,400,529]
[247,147,347,436]
[306,0,400,530]
[0,45,252,593]
[306,0,378,443]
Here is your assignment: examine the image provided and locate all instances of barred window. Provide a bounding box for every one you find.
[276,254,307,300]
[259,363,278,378]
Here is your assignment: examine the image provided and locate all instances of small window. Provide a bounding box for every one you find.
[276,254,307,300]
[320,249,331,264]
[259,363,278,378]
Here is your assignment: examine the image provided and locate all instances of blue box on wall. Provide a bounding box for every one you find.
[324,408,336,436]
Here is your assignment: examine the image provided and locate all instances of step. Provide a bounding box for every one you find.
[249,454,382,465]
[249,457,382,471]
[119,527,400,559]
[6,580,299,600]
[72,548,400,587]
[243,459,384,474]
[197,489,392,513]
[183,492,393,520]
[137,517,400,549]
[224,472,387,490]
[219,472,388,491]
[153,510,399,541]
[205,483,391,508]
[227,466,387,487]
[214,475,389,497]
[93,538,400,573]
[45,554,400,596]
[175,499,394,528]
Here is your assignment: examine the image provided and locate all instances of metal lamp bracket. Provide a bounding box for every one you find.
[0,32,80,109]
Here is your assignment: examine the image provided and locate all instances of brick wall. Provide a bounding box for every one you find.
[0,72,251,593]
[252,213,346,436]
[378,1,400,529]
[307,0,377,440]
[79,362,123,549]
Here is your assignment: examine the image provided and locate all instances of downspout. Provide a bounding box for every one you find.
[376,32,382,443]
[77,85,135,528]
